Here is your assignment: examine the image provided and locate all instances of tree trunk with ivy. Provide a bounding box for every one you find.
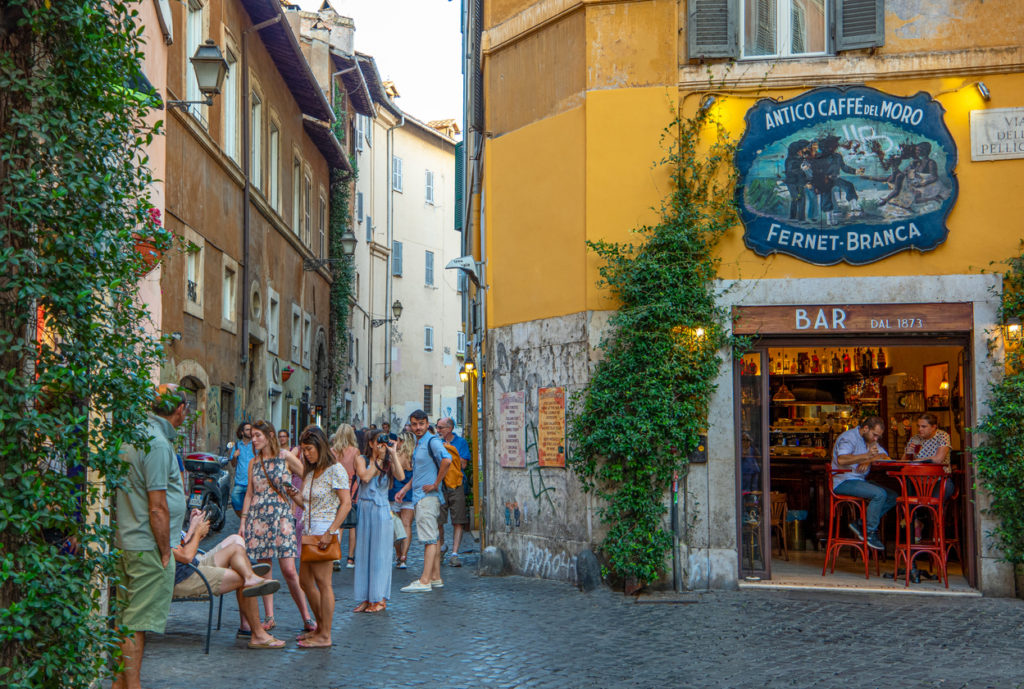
[0,2,169,685]
[568,105,743,587]
[327,104,356,428]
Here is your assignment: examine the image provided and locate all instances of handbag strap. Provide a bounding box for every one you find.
[305,470,316,532]
[259,455,288,505]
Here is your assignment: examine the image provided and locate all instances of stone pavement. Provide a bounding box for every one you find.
[141,513,1024,689]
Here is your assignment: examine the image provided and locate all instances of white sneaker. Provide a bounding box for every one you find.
[430,579,444,588]
[400,580,432,593]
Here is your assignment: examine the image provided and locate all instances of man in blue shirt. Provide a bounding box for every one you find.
[832,416,897,551]
[400,409,451,592]
[229,421,254,517]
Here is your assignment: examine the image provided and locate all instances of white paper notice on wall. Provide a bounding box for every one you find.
[970,107,1024,161]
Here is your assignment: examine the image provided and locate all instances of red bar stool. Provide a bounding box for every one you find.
[822,468,879,579]
[887,464,950,588]
[944,473,962,564]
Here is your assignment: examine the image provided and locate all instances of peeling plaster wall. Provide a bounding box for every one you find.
[485,312,605,583]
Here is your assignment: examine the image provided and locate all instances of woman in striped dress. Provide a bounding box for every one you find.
[353,432,405,612]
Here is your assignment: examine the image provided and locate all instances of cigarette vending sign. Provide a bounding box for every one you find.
[734,86,958,266]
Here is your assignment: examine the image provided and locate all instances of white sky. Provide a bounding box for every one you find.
[298,0,464,131]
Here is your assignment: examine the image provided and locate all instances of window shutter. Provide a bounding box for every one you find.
[454,141,464,231]
[687,0,738,59]
[835,0,884,51]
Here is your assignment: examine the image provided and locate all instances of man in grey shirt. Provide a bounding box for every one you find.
[113,384,188,689]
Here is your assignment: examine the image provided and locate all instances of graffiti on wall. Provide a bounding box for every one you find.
[521,541,577,582]
[524,419,557,515]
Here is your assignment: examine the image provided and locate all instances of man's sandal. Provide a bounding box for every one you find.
[247,638,285,650]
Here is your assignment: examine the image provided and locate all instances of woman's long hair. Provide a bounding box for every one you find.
[299,425,334,478]
[330,423,358,454]
[252,420,280,459]
[395,431,416,471]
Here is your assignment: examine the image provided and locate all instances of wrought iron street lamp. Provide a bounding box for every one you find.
[371,300,402,328]
[167,40,229,110]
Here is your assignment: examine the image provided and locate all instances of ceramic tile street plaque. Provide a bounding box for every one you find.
[498,390,526,468]
[970,107,1024,161]
[537,386,566,468]
[735,86,958,265]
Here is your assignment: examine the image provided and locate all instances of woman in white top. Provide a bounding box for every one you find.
[292,425,352,648]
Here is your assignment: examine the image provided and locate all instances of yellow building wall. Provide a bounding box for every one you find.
[484,0,1024,328]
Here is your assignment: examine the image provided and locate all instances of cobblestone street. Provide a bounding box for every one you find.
[136,515,1024,689]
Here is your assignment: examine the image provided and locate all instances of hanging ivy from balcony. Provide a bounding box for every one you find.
[568,102,742,587]
[328,103,356,426]
[0,1,170,685]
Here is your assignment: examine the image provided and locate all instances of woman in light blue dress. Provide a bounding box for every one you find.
[353,433,405,612]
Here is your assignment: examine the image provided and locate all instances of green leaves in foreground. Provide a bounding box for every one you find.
[1,1,166,685]
[568,104,740,585]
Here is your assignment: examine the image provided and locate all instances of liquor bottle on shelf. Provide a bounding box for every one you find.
[811,350,821,373]
[864,348,874,372]
[842,350,851,372]
[831,350,841,374]
[876,347,886,369]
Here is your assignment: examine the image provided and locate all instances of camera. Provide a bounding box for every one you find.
[376,434,390,445]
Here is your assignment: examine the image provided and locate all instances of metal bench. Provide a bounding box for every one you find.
[171,556,224,654]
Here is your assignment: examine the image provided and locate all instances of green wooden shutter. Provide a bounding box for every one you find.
[455,141,464,231]
[688,0,738,59]
[835,0,884,51]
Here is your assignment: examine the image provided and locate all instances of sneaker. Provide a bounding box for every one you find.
[430,579,444,588]
[867,532,885,551]
[400,580,432,593]
[847,520,864,541]
[345,557,355,569]
[333,560,342,571]
[448,554,462,567]
[397,559,407,570]
[440,544,449,556]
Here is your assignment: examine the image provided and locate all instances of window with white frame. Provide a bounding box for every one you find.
[424,326,434,351]
[290,304,301,364]
[392,156,403,192]
[425,169,434,204]
[688,0,881,59]
[292,157,301,235]
[221,262,237,326]
[185,243,203,313]
[268,123,280,211]
[223,50,238,160]
[302,313,312,368]
[185,1,204,119]
[318,193,326,258]
[457,331,467,355]
[354,115,365,152]
[424,250,434,286]
[742,0,826,57]
[304,173,312,246]
[250,92,262,189]
[392,240,403,276]
[267,289,280,354]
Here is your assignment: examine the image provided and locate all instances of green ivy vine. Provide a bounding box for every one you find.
[568,102,741,585]
[1,1,169,686]
[328,103,356,427]
[974,241,1024,564]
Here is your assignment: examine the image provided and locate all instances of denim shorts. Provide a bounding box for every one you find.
[230,483,247,511]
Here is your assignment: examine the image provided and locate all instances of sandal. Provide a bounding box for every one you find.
[297,638,332,648]
[353,601,369,613]
[247,637,285,650]
[261,616,276,631]
[345,556,355,569]
[397,557,407,569]
[303,618,317,633]
[367,601,386,613]
[236,628,252,639]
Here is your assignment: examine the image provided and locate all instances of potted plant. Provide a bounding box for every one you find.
[281,365,294,382]
[132,207,166,275]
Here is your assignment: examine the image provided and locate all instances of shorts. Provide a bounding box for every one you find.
[117,548,174,633]
[414,495,441,544]
[172,546,229,598]
[392,500,414,513]
[230,483,247,511]
[438,484,469,526]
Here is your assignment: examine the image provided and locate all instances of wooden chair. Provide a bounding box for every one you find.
[769,491,789,561]
[888,464,950,588]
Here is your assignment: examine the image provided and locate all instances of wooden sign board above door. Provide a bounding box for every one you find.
[732,303,973,336]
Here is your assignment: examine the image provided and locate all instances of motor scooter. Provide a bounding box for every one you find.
[183,452,231,532]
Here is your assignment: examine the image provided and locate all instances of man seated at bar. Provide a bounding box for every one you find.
[903,412,954,499]
[832,416,897,551]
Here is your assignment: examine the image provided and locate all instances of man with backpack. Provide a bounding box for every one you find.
[436,417,470,567]
[400,410,452,592]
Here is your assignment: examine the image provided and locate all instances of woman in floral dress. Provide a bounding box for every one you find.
[239,420,313,633]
